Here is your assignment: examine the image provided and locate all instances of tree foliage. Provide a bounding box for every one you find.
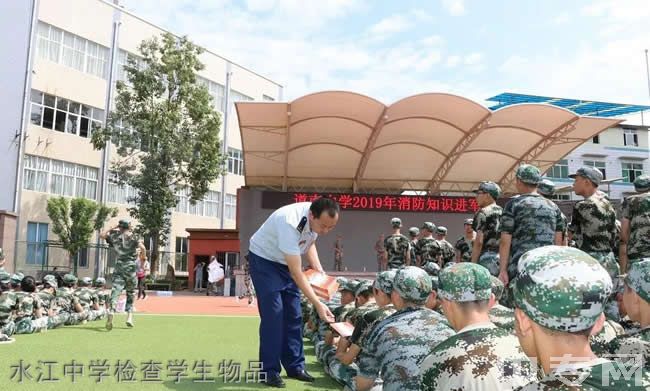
[46,197,117,272]
[91,33,225,272]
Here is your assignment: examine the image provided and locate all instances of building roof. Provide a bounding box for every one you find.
[487,92,650,117]
[236,91,622,195]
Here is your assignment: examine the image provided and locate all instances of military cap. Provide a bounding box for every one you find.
[43,274,58,289]
[336,276,349,285]
[94,277,106,287]
[436,226,447,235]
[408,227,420,237]
[339,279,360,293]
[634,174,650,192]
[80,277,93,286]
[10,272,24,285]
[515,164,542,185]
[390,217,402,227]
[118,219,131,229]
[393,266,432,304]
[490,275,504,301]
[537,178,556,197]
[569,166,603,186]
[373,270,397,294]
[355,280,374,297]
[63,273,78,284]
[421,222,435,231]
[513,246,612,332]
[463,218,474,226]
[625,259,650,303]
[0,270,10,284]
[438,263,492,302]
[473,181,502,200]
[422,261,441,277]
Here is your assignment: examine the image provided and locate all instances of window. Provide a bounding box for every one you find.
[116,49,143,85]
[175,237,188,272]
[225,193,237,220]
[175,188,222,217]
[197,76,226,111]
[623,128,639,147]
[204,190,221,218]
[592,135,600,144]
[551,194,570,201]
[175,188,190,214]
[106,172,137,205]
[584,160,606,180]
[75,247,89,268]
[36,21,109,79]
[26,222,48,266]
[230,90,253,112]
[622,162,644,183]
[30,89,103,138]
[23,154,98,199]
[262,94,275,102]
[227,147,244,176]
[547,159,569,179]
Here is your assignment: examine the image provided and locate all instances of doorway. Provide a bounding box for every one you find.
[195,255,210,291]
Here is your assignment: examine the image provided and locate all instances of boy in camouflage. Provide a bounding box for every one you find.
[383,218,411,269]
[14,276,48,334]
[568,166,620,282]
[0,271,17,337]
[407,227,419,265]
[37,275,67,329]
[75,277,101,321]
[537,178,569,245]
[92,278,108,320]
[513,246,650,389]
[454,218,475,262]
[355,266,455,391]
[607,259,650,369]
[101,219,146,330]
[420,263,534,390]
[620,175,650,273]
[488,275,515,331]
[56,274,87,325]
[435,226,456,268]
[415,222,441,267]
[471,181,503,276]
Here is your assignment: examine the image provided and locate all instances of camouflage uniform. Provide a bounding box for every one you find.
[590,319,624,357]
[75,277,100,321]
[621,175,650,267]
[513,246,650,390]
[568,167,619,281]
[473,182,503,276]
[454,234,473,262]
[56,274,86,325]
[0,272,17,337]
[384,233,411,269]
[408,227,419,266]
[37,275,67,329]
[488,275,514,331]
[607,260,650,369]
[421,263,534,390]
[415,236,441,266]
[356,267,455,391]
[14,291,47,334]
[237,258,255,304]
[318,281,358,363]
[92,278,108,320]
[501,166,565,307]
[105,229,139,312]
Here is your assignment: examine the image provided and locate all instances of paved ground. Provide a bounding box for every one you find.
[132,291,259,316]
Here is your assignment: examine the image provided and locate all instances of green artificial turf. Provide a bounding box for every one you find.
[1,314,342,390]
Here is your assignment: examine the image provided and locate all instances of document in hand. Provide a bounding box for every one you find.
[330,322,355,337]
[303,269,339,300]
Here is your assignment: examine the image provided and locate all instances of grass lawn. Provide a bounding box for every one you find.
[1,314,342,390]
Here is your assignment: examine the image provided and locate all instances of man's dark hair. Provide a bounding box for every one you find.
[10,282,20,289]
[0,282,9,292]
[21,276,36,293]
[310,197,340,218]
[357,288,374,301]
[456,299,490,313]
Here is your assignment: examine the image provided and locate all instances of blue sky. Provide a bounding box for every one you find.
[123,0,650,119]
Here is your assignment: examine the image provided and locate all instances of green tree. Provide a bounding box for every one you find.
[91,33,224,273]
[46,197,117,274]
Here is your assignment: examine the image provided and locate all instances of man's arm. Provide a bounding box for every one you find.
[471,231,484,263]
[619,218,631,273]
[285,254,334,322]
[305,243,324,273]
[100,225,117,240]
[498,233,512,285]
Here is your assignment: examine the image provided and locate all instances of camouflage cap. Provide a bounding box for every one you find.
[373,270,397,294]
[569,166,603,186]
[0,270,10,284]
[43,274,58,289]
[490,275,505,301]
[390,217,402,227]
[336,276,349,285]
[408,227,420,237]
[393,266,432,304]
[633,174,650,192]
[537,178,556,197]
[464,218,474,226]
[10,272,24,285]
[515,164,542,185]
[80,277,93,286]
[339,279,360,293]
[438,263,492,302]
[473,181,502,200]
[63,273,78,285]
[355,280,374,297]
[625,259,650,303]
[422,261,441,277]
[513,246,612,332]
[436,226,447,235]
[118,219,131,229]
[421,222,435,232]
[94,277,106,287]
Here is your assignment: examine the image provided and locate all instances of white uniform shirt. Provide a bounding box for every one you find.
[249,202,318,265]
